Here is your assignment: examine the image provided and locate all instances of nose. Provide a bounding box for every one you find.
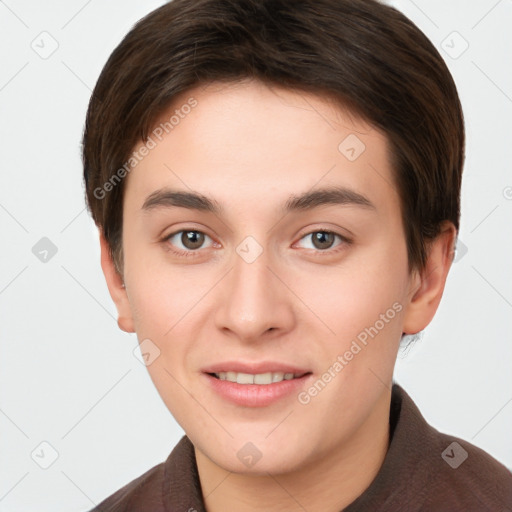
[214,243,296,344]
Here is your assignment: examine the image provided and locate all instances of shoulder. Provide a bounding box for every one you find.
[396,385,512,511]
[419,427,512,511]
[87,461,166,512]
[86,435,204,512]
[346,384,512,512]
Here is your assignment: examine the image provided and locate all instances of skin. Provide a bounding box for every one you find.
[100,79,456,512]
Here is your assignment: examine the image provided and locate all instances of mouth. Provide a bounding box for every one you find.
[207,371,311,385]
[203,366,313,407]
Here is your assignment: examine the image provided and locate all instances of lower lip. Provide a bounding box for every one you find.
[204,373,312,407]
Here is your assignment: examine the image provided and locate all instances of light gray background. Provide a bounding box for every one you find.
[0,1,511,510]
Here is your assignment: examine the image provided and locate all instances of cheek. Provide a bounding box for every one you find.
[301,256,409,387]
[125,258,215,369]
[125,265,204,428]
[127,278,171,336]
[304,253,407,338]
[124,246,194,335]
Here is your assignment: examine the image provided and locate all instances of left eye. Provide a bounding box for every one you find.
[296,231,346,251]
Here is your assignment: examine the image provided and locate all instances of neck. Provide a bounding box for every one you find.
[195,387,392,512]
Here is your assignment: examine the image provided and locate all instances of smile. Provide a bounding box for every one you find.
[211,371,307,385]
[205,371,313,407]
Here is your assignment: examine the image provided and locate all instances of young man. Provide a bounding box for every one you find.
[82,0,512,510]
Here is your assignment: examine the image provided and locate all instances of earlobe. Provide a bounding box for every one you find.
[99,231,135,333]
[402,222,457,335]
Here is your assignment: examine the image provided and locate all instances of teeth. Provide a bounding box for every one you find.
[214,371,302,384]
[237,372,255,384]
[254,372,272,384]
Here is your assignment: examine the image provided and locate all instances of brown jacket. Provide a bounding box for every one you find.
[89,384,512,511]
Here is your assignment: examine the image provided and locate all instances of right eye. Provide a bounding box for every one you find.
[163,229,216,257]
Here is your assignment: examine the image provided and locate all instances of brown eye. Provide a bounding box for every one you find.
[181,230,205,250]
[311,231,336,250]
[164,230,214,255]
[296,230,349,252]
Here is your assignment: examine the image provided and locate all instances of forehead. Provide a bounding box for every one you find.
[124,80,398,218]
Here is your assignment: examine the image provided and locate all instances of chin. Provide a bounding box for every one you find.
[201,432,311,475]
[223,450,304,476]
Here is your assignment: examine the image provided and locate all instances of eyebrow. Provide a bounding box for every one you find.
[141,186,376,215]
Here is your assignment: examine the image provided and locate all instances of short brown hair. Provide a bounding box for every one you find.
[82,0,465,275]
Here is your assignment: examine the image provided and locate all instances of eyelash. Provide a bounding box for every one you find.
[161,228,352,258]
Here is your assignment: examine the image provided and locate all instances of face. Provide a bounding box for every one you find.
[113,80,423,474]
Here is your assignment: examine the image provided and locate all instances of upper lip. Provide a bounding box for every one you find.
[202,361,311,375]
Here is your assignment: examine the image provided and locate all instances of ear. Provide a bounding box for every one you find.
[99,231,135,333]
[402,221,457,335]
